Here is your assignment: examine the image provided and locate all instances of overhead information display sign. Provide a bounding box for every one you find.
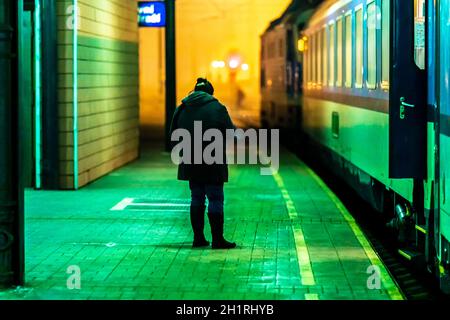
[138,1,166,27]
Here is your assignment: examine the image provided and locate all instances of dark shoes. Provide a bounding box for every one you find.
[190,205,210,248]
[190,206,236,249]
[207,213,236,249]
[193,238,210,248]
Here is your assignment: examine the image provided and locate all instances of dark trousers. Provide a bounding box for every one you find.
[189,181,224,214]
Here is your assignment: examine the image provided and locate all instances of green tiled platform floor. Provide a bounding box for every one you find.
[0,144,403,300]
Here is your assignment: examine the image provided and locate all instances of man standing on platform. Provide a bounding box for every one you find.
[170,78,237,249]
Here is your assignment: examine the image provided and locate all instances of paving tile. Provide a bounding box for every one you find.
[0,144,402,300]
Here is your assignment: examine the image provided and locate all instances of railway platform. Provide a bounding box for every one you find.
[0,143,403,300]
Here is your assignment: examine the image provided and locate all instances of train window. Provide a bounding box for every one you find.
[309,34,313,85]
[280,66,285,87]
[269,42,275,59]
[318,30,322,86]
[345,13,353,88]
[279,38,284,58]
[307,36,312,86]
[355,8,363,88]
[261,69,266,88]
[336,17,343,87]
[0,1,6,25]
[381,0,390,89]
[414,0,426,70]
[323,26,328,87]
[329,22,335,87]
[312,33,316,85]
[305,39,309,86]
[261,43,265,61]
[367,1,377,89]
[316,32,320,85]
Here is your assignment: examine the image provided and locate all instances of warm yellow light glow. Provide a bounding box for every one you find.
[241,63,249,71]
[175,0,292,110]
[212,60,226,68]
[139,0,293,129]
[139,28,165,132]
[298,39,306,52]
[229,58,240,69]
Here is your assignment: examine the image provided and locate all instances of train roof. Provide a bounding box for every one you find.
[264,0,321,34]
[305,0,353,29]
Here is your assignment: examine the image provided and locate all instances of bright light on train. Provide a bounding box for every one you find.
[211,60,226,68]
[241,63,249,71]
[298,39,306,52]
[228,58,240,69]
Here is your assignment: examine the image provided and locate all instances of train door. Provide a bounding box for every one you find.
[437,0,450,292]
[389,0,427,179]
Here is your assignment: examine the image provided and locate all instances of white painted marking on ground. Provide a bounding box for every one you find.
[128,203,190,207]
[127,209,188,212]
[110,198,134,211]
[72,242,180,247]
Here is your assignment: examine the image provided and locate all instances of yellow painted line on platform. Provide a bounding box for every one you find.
[272,171,316,286]
[305,293,319,300]
[303,166,405,300]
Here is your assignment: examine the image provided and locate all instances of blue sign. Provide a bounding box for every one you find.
[138,1,166,27]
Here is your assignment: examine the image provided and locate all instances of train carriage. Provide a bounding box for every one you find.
[429,0,450,293]
[296,0,449,292]
[260,0,320,129]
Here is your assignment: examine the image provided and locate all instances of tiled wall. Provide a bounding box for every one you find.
[56,0,139,189]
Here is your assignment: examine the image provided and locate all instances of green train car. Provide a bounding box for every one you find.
[260,0,320,129]
[262,0,450,293]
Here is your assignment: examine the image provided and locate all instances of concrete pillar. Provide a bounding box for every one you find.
[165,0,176,151]
[0,0,25,287]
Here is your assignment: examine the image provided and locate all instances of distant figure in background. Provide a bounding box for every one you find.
[236,87,245,108]
[170,78,237,249]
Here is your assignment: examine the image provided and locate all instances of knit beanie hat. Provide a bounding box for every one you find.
[194,78,214,95]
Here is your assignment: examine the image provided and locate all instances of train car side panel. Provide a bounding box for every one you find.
[438,0,450,281]
[303,96,413,202]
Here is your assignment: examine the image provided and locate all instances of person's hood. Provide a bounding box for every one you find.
[182,91,217,107]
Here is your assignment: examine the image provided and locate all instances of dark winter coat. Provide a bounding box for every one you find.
[169,91,235,184]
